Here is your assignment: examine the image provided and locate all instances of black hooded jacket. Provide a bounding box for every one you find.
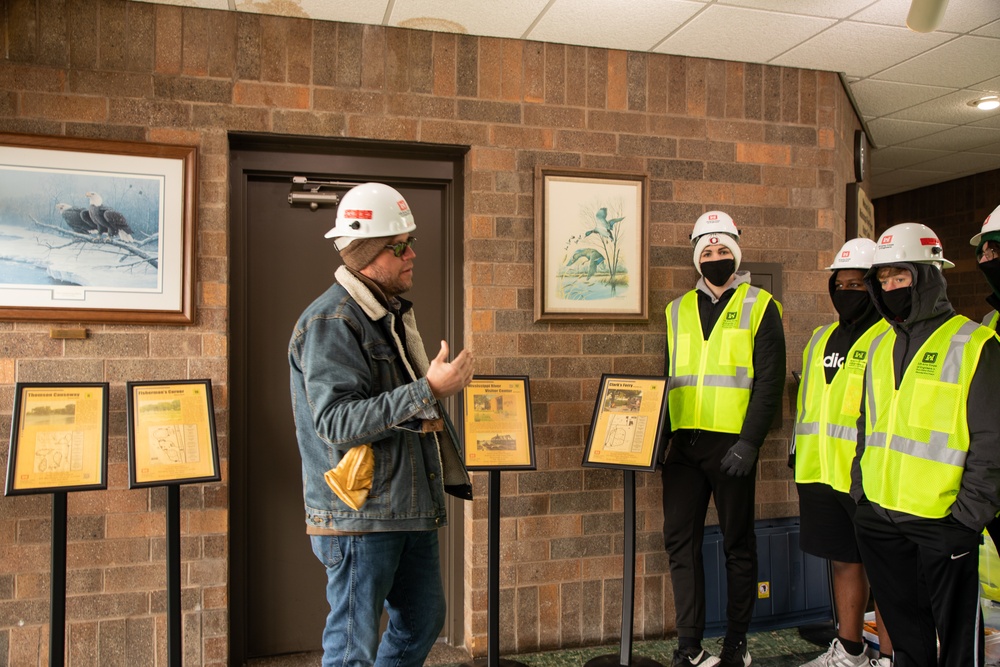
[850,262,1000,532]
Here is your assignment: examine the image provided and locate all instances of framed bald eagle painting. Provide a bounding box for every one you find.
[0,132,196,324]
[534,166,649,322]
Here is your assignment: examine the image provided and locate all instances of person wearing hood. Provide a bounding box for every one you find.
[792,238,893,667]
[850,223,1000,667]
[661,211,786,667]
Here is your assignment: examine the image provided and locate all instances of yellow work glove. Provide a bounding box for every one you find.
[324,444,374,511]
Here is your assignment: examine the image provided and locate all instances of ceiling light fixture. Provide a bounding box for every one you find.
[969,96,1000,111]
[906,0,950,33]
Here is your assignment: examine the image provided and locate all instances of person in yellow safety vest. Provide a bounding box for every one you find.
[662,211,786,667]
[792,238,894,667]
[970,203,1000,332]
[850,222,1000,667]
[970,204,1000,561]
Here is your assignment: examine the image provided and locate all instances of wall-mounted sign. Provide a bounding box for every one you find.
[846,183,874,241]
[854,130,867,183]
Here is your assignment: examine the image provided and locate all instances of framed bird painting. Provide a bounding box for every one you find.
[534,166,649,322]
[0,132,196,324]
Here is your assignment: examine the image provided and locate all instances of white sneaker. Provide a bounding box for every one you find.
[868,659,891,666]
[799,639,870,667]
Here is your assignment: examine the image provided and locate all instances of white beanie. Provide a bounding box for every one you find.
[693,233,742,274]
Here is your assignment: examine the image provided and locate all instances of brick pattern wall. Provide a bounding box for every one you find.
[873,170,1000,321]
[0,0,862,663]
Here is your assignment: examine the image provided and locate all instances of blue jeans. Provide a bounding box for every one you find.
[310,531,445,667]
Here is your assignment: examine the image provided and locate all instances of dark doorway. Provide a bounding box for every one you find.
[228,134,466,665]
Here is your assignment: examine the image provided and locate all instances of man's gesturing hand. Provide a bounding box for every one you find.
[426,340,474,398]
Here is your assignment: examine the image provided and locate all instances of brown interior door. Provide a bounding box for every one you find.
[229,137,465,662]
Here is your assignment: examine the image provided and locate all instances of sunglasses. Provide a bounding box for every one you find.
[384,237,416,258]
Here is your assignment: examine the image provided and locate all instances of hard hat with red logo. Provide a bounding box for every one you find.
[690,210,740,246]
[872,222,954,269]
[969,203,1000,248]
[827,237,877,271]
[324,182,416,246]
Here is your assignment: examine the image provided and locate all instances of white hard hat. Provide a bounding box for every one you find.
[324,182,416,242]
[970,203,1000,247]
[827,237,877,271]
[873,222,954,270]
[690,210,739,246]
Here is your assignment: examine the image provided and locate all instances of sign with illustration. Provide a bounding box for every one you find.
[126,379,220,487]
[534,167,648,322]
[583,374,668,471]
[462,376,535,470]
[5,383,109,495]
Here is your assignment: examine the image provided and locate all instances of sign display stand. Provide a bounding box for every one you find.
[583,471,663,667]
[582,375,669,667]
[461,376,536,667]
[49,492,68,667]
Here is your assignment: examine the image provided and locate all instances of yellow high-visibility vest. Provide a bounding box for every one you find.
[861,315,993,518]
[984,310,998,332]
[794,319,889,492]
[665,282,780,434]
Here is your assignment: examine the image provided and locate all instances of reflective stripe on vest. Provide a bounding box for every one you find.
[861,316,992,518]
[794,318,889,492]
[984,310,999,332]
[665,283,778,434]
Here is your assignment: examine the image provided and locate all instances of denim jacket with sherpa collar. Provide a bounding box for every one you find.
[289,265,472,533]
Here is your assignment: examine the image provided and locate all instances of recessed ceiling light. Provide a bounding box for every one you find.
[969,95,1000,111]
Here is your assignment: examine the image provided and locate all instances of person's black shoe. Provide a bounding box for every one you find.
[718,636,751,667]
[672,645,720,666]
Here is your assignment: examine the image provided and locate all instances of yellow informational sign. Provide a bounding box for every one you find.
[583,376,667,470]
[462,376,535,470]
[6,384,108,494]
[128,381,219,486]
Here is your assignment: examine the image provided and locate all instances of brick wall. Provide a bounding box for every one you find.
[873,169,1000,321]
[0,0,863,663]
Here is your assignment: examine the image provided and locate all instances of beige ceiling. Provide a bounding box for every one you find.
[142,0,1000,199]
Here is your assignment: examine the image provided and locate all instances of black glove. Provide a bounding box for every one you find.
[720,440,758,477]
[787,452,795,470]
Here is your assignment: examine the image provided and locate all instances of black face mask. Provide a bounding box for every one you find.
[978,258,1000,297]
[832,290,870,323]
[881,287,913,321]
[700,258,736,288]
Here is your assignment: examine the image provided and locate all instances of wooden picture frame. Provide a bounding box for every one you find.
[0,132,197,324]
[462,376,536,471]
[534,166,649,322]
[582,374,668,472]
[5,382,109,495]
[126,379,220,488]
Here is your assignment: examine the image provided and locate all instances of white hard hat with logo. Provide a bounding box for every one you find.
[969,203,1000,247]
[872,222,954,269]
[690,210,740,245]
[827,237,877,271]
[325,182,416,246]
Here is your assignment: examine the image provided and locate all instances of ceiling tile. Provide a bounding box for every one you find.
[876,35,1000,87]
[867,117,952,145]
[717,0,873,20]
[871,145,951,170]
[967,139,1000,155]
[390,0,550,38]
[653,5,834,63]
[771,21,950,78]
[885,89,1000,124]
[901,124,1000,151]
[145,0,229,8]
[975,18,1000,38]
[851,0,1000,33]
[848,79,954,118]
[528,0,704,51]
[971,113,1000,130]
[917,152,1000,173]
[240,0,390,23]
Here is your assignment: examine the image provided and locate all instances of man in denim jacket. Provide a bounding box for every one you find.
[289,182,474,667]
